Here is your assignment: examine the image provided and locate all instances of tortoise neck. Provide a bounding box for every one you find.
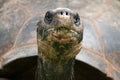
[36,40,81,80]
[36,57,75,80]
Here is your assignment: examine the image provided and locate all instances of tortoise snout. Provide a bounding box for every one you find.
[58,10,70,18]
[44,9,71,24]
[44,8,80,26]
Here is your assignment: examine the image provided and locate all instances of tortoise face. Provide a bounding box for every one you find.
[38,8,83,44]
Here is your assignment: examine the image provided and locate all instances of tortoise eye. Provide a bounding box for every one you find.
[44,11,53,24]
[74,13,80,26]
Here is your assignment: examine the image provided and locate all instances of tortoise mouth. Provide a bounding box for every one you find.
[47,26,79,43]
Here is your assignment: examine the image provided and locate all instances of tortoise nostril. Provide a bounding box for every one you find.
[60,11,69,16]
[60,11,63,15]
[66,12,68,15]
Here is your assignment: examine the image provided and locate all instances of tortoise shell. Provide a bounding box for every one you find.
[0,0,120,80]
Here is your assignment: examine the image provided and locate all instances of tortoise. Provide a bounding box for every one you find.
[0,0,120,80]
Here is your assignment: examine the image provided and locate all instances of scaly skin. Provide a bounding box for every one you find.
[36,8,83,80]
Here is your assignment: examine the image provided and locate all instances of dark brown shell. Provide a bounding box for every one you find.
[0,0,120,80]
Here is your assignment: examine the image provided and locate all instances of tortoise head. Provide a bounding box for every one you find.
[37,8,83,45]
[37,8,83,80]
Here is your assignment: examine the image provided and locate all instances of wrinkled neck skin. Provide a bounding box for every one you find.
[36,35,81,80]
